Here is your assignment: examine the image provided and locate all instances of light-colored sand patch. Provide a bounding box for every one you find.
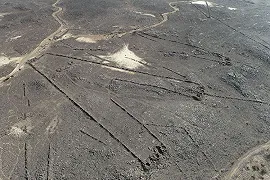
[0,12,10,17]
[58,33,73,41]
[76,37,96,43]
[0,56,12,66]
[8,119,33,138]
[99,44,146,70]
[10,36,22,40]
[57,33,107,43]
[46,116,61,134]
[9,127,26,138]
[0,56,22,66]
[0,12,10,22]
[102,61,110,64]
[191,1,214,7]
[102,66,134,73]
[134,11,156,18]
[228,7,237,10]
[76,35,107,44]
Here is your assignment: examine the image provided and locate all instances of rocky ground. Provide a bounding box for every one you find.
[0,0,270,179]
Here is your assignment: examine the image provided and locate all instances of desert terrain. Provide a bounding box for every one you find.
[0,0,270,179]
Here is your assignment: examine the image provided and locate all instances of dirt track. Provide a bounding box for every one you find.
[0,0,66,83]
[0,0,270,179]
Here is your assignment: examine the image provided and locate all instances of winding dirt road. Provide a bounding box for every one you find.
[225,141,270,179]
[0,0,66,83]
[80,1,180,40]
[0,0,179,83]
[0,1,179,83]
[114,2,180,37]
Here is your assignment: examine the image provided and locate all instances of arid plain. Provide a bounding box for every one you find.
[0,0,270,179]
